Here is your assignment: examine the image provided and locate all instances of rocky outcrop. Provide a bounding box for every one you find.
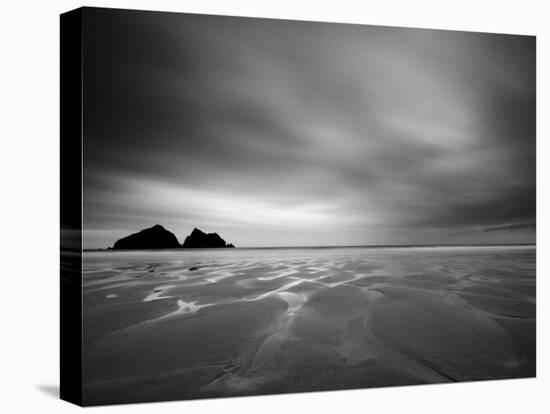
[112,224,181,249]
[182,228,235,248]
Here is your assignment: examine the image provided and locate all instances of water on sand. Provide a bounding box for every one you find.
[82,245,535,405]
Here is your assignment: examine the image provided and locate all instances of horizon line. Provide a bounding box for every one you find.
[79,242,536,252]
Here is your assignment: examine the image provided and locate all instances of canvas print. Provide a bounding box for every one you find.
[61,7,536,406]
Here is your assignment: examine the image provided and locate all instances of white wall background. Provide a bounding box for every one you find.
[0,0,547,412]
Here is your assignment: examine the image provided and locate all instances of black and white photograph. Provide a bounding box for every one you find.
[59,6,539,406]
[3,0,550,412]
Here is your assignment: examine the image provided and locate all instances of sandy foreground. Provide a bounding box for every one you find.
[82,246,535,405]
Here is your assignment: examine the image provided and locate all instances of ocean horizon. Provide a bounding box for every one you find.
[82,243,536,252]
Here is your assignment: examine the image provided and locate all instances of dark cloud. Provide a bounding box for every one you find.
[82,8,535,248]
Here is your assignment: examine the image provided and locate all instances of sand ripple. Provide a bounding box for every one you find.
[82,246,535,404]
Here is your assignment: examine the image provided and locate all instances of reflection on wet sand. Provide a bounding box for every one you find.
[82,246,535,405]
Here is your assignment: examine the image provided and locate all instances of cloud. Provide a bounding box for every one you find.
[484,221,536,233]
[82,9,535,248]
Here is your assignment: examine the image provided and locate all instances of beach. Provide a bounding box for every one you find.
[82,246,535,405]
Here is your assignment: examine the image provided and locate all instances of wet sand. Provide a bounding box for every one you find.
[82,246,535,405]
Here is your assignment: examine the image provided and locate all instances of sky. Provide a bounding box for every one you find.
[82,8,536,249]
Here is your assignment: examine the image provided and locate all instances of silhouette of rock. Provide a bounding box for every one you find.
[112,224,181,249]
[182,228,235,248]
